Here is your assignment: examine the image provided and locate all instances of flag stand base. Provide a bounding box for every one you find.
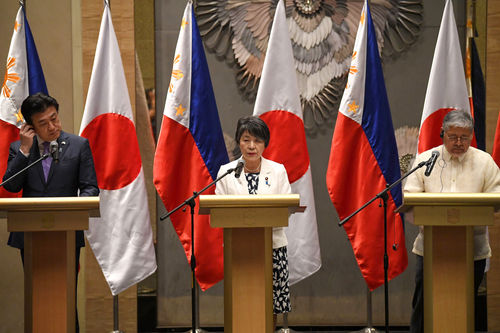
[350,287,382,333]
[352,328,381,333]
[277,313,296,332]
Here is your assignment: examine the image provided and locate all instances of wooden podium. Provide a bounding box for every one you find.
[199,194,300,333]
[403,193,500,333]
[0,197,100,333]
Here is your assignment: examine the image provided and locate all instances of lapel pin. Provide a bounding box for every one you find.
[265,177,270,186]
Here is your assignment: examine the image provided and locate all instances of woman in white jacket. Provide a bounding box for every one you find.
[215,116,292,327]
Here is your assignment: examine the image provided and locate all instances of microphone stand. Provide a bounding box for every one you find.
[0,153,50,189]
[159,164,241,333]
[339,159,428,333]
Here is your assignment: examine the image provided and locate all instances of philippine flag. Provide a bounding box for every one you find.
[253,0,321,285]
[326,1,407,290]
[153,2,229,290]
[1,5,47,197]
[80,4,157,296]
[418,0,471,153]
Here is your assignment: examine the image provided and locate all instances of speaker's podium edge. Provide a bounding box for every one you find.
[199,194,301,333]
[402,192,500,333]
[0,196,100,333]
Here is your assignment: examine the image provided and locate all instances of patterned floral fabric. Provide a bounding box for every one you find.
[245,172,259,194]
[273,246,291,314]
[245,172,291,313]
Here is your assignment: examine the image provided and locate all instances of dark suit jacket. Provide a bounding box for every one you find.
[2,131,99,249]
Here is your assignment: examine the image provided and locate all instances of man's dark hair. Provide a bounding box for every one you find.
[21,93,59,125]
[235,116,270,147]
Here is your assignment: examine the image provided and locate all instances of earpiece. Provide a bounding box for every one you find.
[440,129,444,138]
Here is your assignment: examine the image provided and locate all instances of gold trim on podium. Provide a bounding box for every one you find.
[199,194,300,333]
[403,193,500,333]
[0,196,100,333]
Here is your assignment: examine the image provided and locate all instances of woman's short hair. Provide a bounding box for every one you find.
[21,93,59,125]
[235,116,270,147]
[442,109,474,132]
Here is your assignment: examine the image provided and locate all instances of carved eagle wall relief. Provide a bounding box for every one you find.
[195,0,423,133]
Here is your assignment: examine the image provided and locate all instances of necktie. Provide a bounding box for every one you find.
[42,141,53,181]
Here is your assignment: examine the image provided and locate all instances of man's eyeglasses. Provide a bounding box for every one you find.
[446,134,472,143]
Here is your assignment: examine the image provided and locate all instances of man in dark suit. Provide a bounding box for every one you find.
[2,92,99,332]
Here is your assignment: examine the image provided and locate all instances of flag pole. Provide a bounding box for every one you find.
[161,165,241,332]
[105,4,120,333]
[102,3,122,333]
[107,4,120,333]
[109,295,124,333]
[351,287,382,333]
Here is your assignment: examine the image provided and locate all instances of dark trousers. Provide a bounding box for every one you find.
[21,247,81,333]
[410,254,486,333]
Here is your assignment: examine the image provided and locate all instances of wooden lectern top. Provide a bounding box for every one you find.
[0,197,100,218]
[403,192,500,207]
[199,194,299,210]
[199,194,301,229]
[0,197,100,232]
[402,193,500,227]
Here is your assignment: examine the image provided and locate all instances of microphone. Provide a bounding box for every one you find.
[50,141,59,163]
[234,160,245,178]
[424,150,439,177]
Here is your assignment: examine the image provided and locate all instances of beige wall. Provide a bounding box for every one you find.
[135,0,155,91]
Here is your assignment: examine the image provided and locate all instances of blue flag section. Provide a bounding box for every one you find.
[189,6,228,180]
[362,6,402,208]
[471,38,485,151]
[23,8,48,95]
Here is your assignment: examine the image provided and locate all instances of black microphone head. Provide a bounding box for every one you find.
[50,141,59,162]
[234,160,245,178]
[424,150,440,177]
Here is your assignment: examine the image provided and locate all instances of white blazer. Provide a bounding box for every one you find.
[215,157,292,248]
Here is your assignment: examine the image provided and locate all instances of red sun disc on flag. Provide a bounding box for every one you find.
[260,110,310,183]
[81,113,142,190]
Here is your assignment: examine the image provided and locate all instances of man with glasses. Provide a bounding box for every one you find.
[404,109,500,333]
